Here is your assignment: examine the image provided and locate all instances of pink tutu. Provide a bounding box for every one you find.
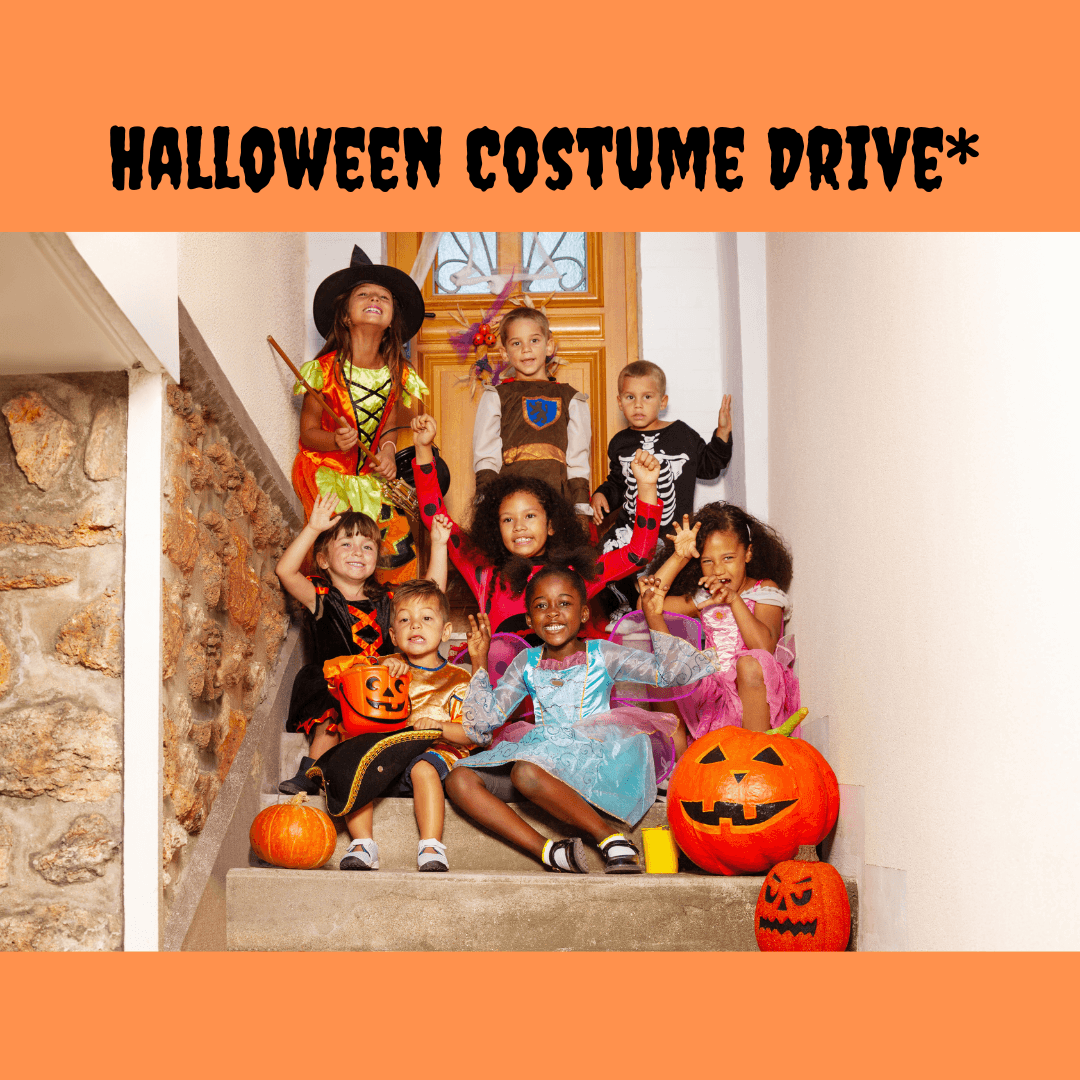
[677,648,801,739]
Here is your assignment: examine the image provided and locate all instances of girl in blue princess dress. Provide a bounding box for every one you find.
[445,566,720,873]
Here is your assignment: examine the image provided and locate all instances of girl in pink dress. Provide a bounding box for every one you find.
[642,502,799,742]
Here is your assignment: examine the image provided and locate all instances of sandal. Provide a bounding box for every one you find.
[340,838,379,871]
[599,833,642,874]
[417,838,448,872]
[542,837,590,873]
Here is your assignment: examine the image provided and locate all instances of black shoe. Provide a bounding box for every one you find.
[599,833,642,874]
[278,756,321,796]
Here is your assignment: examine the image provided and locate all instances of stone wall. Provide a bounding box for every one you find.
[159,376,291,920]
[0,374,126,951]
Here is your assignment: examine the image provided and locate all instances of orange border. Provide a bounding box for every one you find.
[2,2,1078,1074]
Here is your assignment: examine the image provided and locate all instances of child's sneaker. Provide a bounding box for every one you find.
[340,838,379,871]
[599,833,642,874]
[417,838,448,872]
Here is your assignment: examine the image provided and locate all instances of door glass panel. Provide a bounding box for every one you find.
[433,232,498,294]
[521,232,588,293]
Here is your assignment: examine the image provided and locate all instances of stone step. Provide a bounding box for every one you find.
[226,867,859,951]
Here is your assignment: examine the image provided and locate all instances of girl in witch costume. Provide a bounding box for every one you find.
[410,413,664,641]
[276,492,401,795]
[291,245,429,586]
[445,567,723,873]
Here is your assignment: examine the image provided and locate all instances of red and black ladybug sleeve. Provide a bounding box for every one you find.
[588,496,663,594]
[412,456,490,603]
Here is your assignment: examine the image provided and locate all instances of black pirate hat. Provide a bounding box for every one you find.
[312,245,427,342]
[306,728,441,816]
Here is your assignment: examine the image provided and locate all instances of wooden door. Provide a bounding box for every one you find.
[388,232,640,523]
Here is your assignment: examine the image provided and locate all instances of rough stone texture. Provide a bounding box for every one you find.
[251,490,284,550]
[0,703,121,802]
[0,815,13,887]
[0,517,119,548]
[31,813,121,884]
[0,901,121,951]
[55,590,122,677]
[162,581,185,680]
[214,709,247,781]
[162,819,189,887]
[204,442,245,489]
[217,627,253,692]
[2,391,77,490]
[163,497,199,575]
[0,573,74,590]
[224,532,261,633]
[166,382,207,444]
[184,617,223,702]
[83,398,126,481]
[0,633,10,697]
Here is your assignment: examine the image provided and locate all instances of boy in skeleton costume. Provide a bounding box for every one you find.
[591,361,733,616]
[473,307,592,511]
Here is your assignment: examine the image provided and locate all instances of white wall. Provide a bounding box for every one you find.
[177,234,308,475]
[768,233,1080,949]
[305,233,384,362]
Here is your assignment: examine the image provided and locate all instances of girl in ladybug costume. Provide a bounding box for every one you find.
[409,414,664,640]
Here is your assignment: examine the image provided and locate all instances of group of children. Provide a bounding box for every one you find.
[273,253,799,875]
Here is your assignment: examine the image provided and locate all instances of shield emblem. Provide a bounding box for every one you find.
[523,396,562,430]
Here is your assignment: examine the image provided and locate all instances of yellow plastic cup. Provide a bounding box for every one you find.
[641,827,679,874]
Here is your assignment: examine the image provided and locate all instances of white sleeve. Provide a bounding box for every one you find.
[566,392,591,482]
[472,385,503,475]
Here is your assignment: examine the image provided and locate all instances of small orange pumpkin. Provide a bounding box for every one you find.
[667,708,839,875]
[755,860,851,951]
[249,792,337,869]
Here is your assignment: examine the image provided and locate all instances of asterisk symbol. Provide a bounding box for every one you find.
[946,128,979,164]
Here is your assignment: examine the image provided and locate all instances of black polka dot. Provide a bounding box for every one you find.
[421,463,434,474]
[646,518,657,529]
[450,534,460,548]
[628,552,646,567]
[423,502,437,516]
[494,661,507,676]
[636,514,646,528]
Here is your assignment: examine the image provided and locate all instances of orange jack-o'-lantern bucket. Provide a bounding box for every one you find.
[323,657,412,738]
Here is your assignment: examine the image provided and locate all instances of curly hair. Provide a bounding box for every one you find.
[465,475,596,598]
[655,501,793,597]
[525,564,588,606]
[316,282,409,400]
[312,510,391,602]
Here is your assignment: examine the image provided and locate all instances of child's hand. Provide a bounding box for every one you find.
[411,715,445,732]
[638,575,668,622]
[716,394,733,442]
[629,448,661,488]
[334,422,359,452]
[411,414,437,447]
[466,613,491,670]
[665,515,701,560]
[308,491,342,534]
[372,441,398,480]
[591,491,610,526]
[430,513,452,547]
[382,655,411,679]
[699,575,738,608]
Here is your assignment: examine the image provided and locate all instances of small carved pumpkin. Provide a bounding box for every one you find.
[324,657,412,738]
[667,709,839,875]
[249,792,337,869]
[755,860,851,951]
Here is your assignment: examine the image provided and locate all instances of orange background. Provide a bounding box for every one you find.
[2,2,1078,1073]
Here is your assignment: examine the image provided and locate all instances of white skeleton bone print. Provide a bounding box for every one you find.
[601,433,688,554]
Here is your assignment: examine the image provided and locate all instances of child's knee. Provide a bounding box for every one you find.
[509,761,544,796]
[445,765,477,801]
[735,655,764,688]
[410,758,440,786]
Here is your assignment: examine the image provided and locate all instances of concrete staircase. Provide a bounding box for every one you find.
[224,734,859,951]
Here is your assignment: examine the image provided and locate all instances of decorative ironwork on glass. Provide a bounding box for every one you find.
[522,232,588,293]
[434,232,498,295]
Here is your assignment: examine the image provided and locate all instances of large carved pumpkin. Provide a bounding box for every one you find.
[250,792,337,869]
[324,657,411,738]
[755,860,851,951]
[667,709,839,875]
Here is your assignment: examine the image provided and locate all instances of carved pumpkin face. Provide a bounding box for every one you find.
[667,722,839,875]
[330,662,412,738]
[755,860,851,951]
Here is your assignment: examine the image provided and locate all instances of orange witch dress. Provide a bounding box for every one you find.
[291,352,429,586]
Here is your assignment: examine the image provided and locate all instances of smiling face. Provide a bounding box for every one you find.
[698,529,752,593]
[498,491,554,558]
[501,314,554,381]
[315,528,379,592]
[390,596,453,665]
[525,573,588,657]
[346,282,394,332]
[617,375,668,430]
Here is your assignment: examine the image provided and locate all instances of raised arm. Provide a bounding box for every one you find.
[598,634,720,689]
[590,450,664,590]
[696,395,734,481]
[275,491,339,612]
[426,513,452,592]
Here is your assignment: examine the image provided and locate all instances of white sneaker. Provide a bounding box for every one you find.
[340,838,379,870]
[417,838,448,872]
